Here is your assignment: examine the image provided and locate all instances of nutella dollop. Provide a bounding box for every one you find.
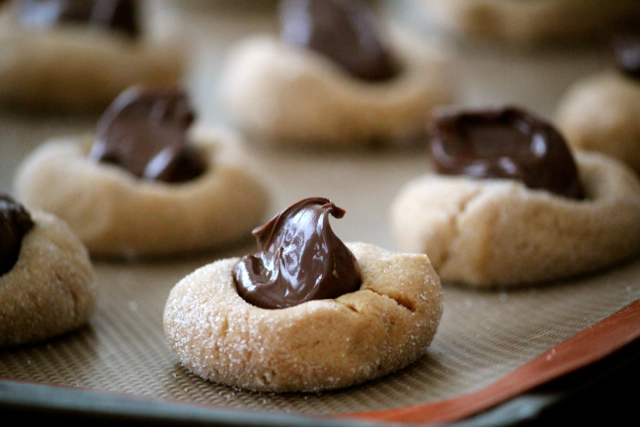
[430,106,585,200]
[89,87,207,183]
[16,0,139,39]
[613,30,640,80]
[279,0,400,82]
[233,197,361,309]
[0,193,34,277]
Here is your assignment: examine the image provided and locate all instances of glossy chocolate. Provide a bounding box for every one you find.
[279,0,399,82]
[89,87,206,183]
[430,106,585,200]
[613,30,640,80]
[233,198,361,310]
[0,193,34,277]
[16,0,139,39]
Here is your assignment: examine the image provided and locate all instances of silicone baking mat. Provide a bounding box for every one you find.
[0,253,638,415]
[1,1,639,425]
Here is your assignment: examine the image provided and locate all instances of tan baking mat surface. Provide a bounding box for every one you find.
[1,0,639,421]
[1,250,638,415]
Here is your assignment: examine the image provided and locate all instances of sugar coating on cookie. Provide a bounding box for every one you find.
[14,127,269,257]
[0,211,96,347]
[219,29,452,146]
[163,243,443,393]
[391,151,640,286]
[557,72,640,175]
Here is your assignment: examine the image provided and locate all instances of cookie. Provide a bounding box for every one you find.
[557,74,640,175]
[164,198,443,392]
[556,29,640,175]
[0,0,182,111]
[421,0,638,46]
[164,242,442,392]
[0,195,96,347]
[14,87,269,257]
[219,0,452,146]
[391,106,640,286]
[391,150,640,286]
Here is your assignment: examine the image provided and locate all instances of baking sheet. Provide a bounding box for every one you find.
[1,0,639,424]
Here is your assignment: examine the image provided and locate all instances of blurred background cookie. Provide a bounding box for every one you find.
[557,29,640,175]
[14,86,269,258]
[0,0,183,112]
[218,0,453,147]
[391,106,640,286]
[417,0,639,47]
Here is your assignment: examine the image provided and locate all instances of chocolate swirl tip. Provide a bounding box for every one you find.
[0,193,34,277]
[429,106,585,200]
[89,86,206,184]
[279,0,400,82]
[233,197,361,309]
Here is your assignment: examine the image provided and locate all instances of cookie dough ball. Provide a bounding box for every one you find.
[391,151,640,286]
[163,242,443,392]
[421,0,638,46]
[1,209,96,347]
[557,72,640,175]
[220,24,452,146]
[14,126,269,258]
[0,1,182,111]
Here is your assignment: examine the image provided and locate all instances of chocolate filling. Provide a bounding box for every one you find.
[89,87,206,183]
[233,197,361,309]
[613,29,640,80]
[279,0,399,82]
[0,193,34,277]
[16,0,139,39]
[429,106,585,200]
